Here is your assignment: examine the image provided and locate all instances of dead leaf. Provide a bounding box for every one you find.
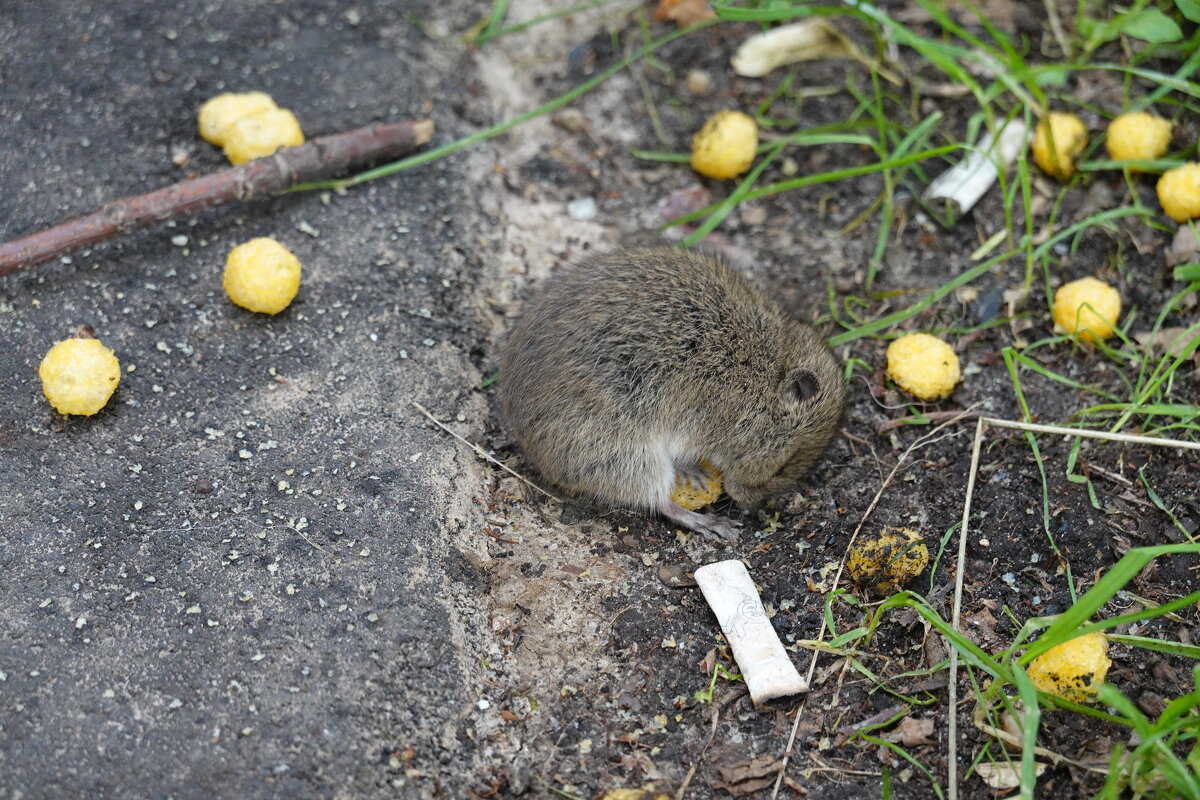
[1137,690,1167,717]
[923,629,948,668]
[1165,224,1200,267]
[717,754,778,781]
[658,563,696,588]
[632,750,667,782]
[652,0,716,26]
[655,185,713,223]
[715,753,781,796]
[1073,735,1116,768]
[976,760,1047,789]
[964,606,1000,646]
[885,715,935,747]
[1134,327,1199,360]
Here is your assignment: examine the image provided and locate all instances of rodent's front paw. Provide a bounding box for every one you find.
[675,459,722,490]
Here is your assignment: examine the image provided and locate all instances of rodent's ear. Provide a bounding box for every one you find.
[782,367,820,405]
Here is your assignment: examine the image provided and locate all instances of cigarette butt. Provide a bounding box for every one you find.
[694,559,808,705]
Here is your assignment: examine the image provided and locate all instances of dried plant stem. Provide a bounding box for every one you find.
[982,418,1200,451]
[947,416,986,798]
[411,401,561,502]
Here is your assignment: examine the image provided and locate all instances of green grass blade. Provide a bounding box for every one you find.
[472,0,624,45]
[827,246,1017,346]
[1104,634,1200,660]
[293,18,719,192]
[664,143,961,231]
[1011,667,1043,800]
[1022,544,1200,664]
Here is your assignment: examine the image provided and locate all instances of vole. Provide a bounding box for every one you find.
[498,246,844,542]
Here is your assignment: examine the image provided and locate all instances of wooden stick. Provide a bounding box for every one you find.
[0,119,435,275]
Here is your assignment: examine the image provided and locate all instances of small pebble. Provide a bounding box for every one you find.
[553,108,586,133]
[686,69,713,95]
[567,197,598,220]
[741,206,767,226]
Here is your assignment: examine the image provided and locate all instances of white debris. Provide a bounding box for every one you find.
[732,19,864,78]
[567,197,598,221]
[924,119,1029,217]
[694,560,809,705]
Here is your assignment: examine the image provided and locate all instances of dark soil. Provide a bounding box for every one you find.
[474,6,1199,800]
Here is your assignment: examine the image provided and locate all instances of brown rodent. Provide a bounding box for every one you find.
[498,246,844,542]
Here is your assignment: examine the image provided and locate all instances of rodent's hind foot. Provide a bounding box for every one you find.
[658,500,742,544]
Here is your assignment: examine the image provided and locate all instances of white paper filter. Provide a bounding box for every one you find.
[694,559,809,705]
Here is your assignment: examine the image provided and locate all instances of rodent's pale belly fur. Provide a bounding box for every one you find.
[557,430,689,509]
[626,434,690,508]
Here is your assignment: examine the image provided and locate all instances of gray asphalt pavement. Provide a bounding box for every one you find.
[0,2,500,796]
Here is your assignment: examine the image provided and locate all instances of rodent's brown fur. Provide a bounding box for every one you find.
[498,246,845,539]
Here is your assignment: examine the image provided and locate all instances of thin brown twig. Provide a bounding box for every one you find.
[972,703,1104,773]
[1041,0,1072,60]
[0,119,435,275]
[1084,461,1134,488]
[411,401,562,502]
[876,409,980,435]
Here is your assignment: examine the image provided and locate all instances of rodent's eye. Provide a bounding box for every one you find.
[784,368,820,404]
